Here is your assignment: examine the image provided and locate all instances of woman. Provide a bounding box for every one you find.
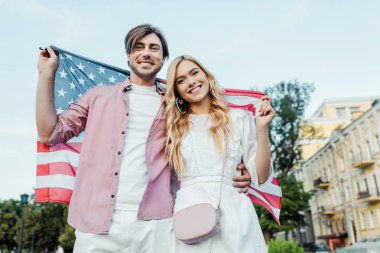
[165,55,275,252]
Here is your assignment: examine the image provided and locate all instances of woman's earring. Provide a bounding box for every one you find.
[176,97,187,115]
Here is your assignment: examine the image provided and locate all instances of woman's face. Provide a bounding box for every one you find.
[175,60,211,107]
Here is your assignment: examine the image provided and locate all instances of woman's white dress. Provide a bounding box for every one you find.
[169,108,272,253]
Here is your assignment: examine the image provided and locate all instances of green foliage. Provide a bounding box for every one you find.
[0,195,70,252]
[58,207,75,251]
[0,199,21,249]
[257,81,315,237]
[264,80,315,176]
[268,238,305,253]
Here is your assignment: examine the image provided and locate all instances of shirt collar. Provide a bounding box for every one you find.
[121,78,166,95]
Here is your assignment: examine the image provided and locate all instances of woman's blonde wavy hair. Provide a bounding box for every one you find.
[165,55,231,176]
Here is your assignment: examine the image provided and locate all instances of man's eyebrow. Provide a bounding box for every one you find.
[149,43,161,48]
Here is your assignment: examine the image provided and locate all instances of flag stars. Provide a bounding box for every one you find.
[88,73,96,80]
[56,107,64,114]
[58,88,67,97]
[69,66,76,73]
[69,82,76,89]
[97,81,104,86]
[78,77,85,85]
[59,69,67,79]
[98,66,106,74]
[65,54,73,60]
[108,76,116,83]
[68,99,74,105]
[78,93,83,98]
[77,62,85,71]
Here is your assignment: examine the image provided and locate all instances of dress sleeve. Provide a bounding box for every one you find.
[241,111,274,189]
[45,88,96,145]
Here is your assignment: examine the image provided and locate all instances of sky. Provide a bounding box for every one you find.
[0,0,379,200]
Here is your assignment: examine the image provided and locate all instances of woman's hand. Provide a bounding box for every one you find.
[256,96,276,131]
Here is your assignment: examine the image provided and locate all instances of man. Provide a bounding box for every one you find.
[36,24,251,252]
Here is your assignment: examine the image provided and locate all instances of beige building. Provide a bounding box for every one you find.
[301,97,375,161]
[301,99,380,249]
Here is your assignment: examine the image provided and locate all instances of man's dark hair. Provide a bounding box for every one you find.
[124,24,169,60]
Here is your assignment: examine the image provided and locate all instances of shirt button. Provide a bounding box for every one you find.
[117,151,121,155]
[122,131,125,135]
[111,194,115,198]
[114,172,118,176]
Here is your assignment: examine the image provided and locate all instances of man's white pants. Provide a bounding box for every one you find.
[73,210,170,253]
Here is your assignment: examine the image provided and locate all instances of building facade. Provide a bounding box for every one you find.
[301,99,380,250]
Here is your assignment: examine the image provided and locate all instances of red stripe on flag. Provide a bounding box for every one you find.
[250,188,282,209]
[248,193,281,225]
[225,88,265,98]
[37,141,82,153]
[37,141,50,152]
[35,187,72,204]
[37,163,77,176]
[271,177,280,186]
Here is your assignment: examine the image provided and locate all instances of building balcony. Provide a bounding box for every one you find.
[357,189,380,204]
[352,159,375,169]
[317,232,347,239]
[318,206,336,216]
[313,177,330,189]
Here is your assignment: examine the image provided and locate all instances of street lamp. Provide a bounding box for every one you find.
[17,193,29,253]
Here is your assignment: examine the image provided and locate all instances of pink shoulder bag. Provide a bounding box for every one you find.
[173,138,228,245]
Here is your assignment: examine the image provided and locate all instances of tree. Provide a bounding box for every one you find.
[23,202,67,252]
[264,80,315,176]
[257,80,315,238]
[0,199,21,250]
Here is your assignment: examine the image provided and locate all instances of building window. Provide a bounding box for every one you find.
[358,145,363,161]
[350,107,360,114]
[374,174,380,196]
[369,211,375,228]
[376,134,380,153]
[350,149,355,164]
[366,140,372,159]
[336,107,346,118]
[360,212,366,229]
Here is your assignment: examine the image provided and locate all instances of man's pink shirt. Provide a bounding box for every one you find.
[46,79,174,234]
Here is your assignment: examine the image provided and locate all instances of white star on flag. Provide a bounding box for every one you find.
[69,82,76,89]
[97,81,104,86]
[108,76,116,83]
[98,66,106,74]
[59,70,67,79]
[69,66,75,73]
[77,63,85,71]
[65,54,73,60]
[56,107,64,114]
[88,73,96,80]
[78,77,85,85]
[58,88,67,97]
[67,99,74,105]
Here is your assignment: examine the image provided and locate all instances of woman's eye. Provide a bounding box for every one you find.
[176,79,184,85]
[192,71,199,76]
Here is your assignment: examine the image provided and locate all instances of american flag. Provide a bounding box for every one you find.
[35,46,281,224]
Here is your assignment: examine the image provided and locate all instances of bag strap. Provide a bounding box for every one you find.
[217,136,228,209]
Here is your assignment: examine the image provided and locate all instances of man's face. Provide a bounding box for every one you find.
[128,33,164,81]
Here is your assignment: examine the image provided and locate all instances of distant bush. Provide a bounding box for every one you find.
[268,238,305,253]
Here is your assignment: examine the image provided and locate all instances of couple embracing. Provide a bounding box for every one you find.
[36,24,275,252]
